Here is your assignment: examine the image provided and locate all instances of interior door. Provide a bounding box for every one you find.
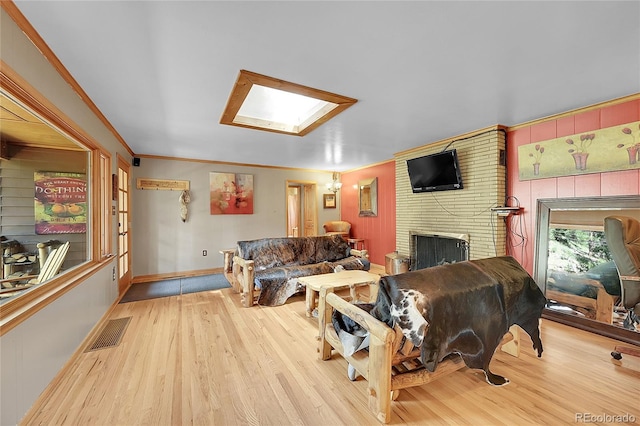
[287,185,301,237]
[117,155,131,295]
[303,184,317,236]
[286,181,317,237]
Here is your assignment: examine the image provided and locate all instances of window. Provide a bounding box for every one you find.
[1,72,112,332]
[220,70,357,136]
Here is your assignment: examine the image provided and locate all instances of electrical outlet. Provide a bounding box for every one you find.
[112,266,116,281]
[202,250,207,256]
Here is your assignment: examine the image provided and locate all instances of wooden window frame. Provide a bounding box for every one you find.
[1,64,113,335]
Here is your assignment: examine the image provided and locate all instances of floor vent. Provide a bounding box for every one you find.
[85,317,131,352]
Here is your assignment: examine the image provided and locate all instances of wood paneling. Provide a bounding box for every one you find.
[340,161,396,266]
[0,93,82,152]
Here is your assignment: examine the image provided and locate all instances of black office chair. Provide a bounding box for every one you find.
[604,215,640,360]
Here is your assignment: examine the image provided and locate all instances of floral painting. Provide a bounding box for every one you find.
[209,172,254,215]
[518,121,640,180]
[34,171,87,234]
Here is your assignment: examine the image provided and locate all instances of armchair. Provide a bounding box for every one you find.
[0,241,69,297]
[323,220,351,240]
[604,215,640,360]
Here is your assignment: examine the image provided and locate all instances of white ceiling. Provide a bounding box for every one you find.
[12,1,640,172]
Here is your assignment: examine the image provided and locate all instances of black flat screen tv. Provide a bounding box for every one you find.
[406,149,463,193]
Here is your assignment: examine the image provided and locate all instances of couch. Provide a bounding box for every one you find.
[225,234,370,307]
[318,256,546,423]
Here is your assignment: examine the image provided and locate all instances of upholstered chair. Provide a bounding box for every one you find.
[323,221,351,240]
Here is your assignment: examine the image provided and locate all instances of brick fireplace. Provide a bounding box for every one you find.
[395,126,508,263]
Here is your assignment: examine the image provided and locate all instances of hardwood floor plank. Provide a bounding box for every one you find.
[21,284,640,425]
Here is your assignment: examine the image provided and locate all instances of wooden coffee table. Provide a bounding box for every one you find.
[300,270,380,318]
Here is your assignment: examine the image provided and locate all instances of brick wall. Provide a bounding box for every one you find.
[394,126,507,262]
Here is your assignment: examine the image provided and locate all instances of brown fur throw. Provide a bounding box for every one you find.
[236,235,369,306]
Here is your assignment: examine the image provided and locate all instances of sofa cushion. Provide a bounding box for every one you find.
[315,234,350,263]
[255,262,335,305]
[330,256,370,271]
[237,235,349,270]
[237,237,307,270]
[255,262,334,289]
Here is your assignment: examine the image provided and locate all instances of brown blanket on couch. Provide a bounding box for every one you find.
[256,256,368,306]
[334,256,546,386]
[236,235,370,306]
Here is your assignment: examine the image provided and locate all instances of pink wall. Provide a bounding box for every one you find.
[506,98,640,274]
[341,161,396,266]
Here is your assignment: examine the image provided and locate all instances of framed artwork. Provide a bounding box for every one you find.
[323,193,336,209]
[210,172,254,214]
[34,171,87,234]
[518,121,640,180]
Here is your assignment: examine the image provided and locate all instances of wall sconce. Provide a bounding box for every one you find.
[326,172,343,193]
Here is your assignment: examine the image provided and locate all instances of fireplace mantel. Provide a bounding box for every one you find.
[409,230,469,243]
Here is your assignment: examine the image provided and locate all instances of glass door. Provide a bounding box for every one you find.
[116,155,131,295]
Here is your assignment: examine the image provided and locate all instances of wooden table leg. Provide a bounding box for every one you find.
[369,277,380,302]
[305,287,317,317]
[349,284,357,302]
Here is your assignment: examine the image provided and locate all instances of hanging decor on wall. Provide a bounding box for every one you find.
[136,178,190,191]
[209,172,254,215]
[517,121,640,181]
[34,171,87,234]
[179,190,191,222]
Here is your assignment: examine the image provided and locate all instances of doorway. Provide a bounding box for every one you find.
[286,181,317,237]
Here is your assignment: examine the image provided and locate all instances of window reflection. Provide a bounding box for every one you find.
[545,227,621,324]
[0,94,90,304]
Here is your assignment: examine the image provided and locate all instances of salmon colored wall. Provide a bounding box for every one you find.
[506,97,640,275]
[340,161,396,266]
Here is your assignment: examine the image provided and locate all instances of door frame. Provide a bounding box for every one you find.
[285,180,317,237]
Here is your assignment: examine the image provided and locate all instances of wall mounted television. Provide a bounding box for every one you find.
[406,149,463,193]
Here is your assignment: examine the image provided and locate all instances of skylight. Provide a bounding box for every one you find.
[220,70,357,136]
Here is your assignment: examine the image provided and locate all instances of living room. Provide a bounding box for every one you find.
[2,1,640,425]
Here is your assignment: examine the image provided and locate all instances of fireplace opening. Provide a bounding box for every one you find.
[410,232,469,270]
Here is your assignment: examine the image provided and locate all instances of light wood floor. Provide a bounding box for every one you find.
[23,278,640,425]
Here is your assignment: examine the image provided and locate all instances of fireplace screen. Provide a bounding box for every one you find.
[411,233,469,270]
